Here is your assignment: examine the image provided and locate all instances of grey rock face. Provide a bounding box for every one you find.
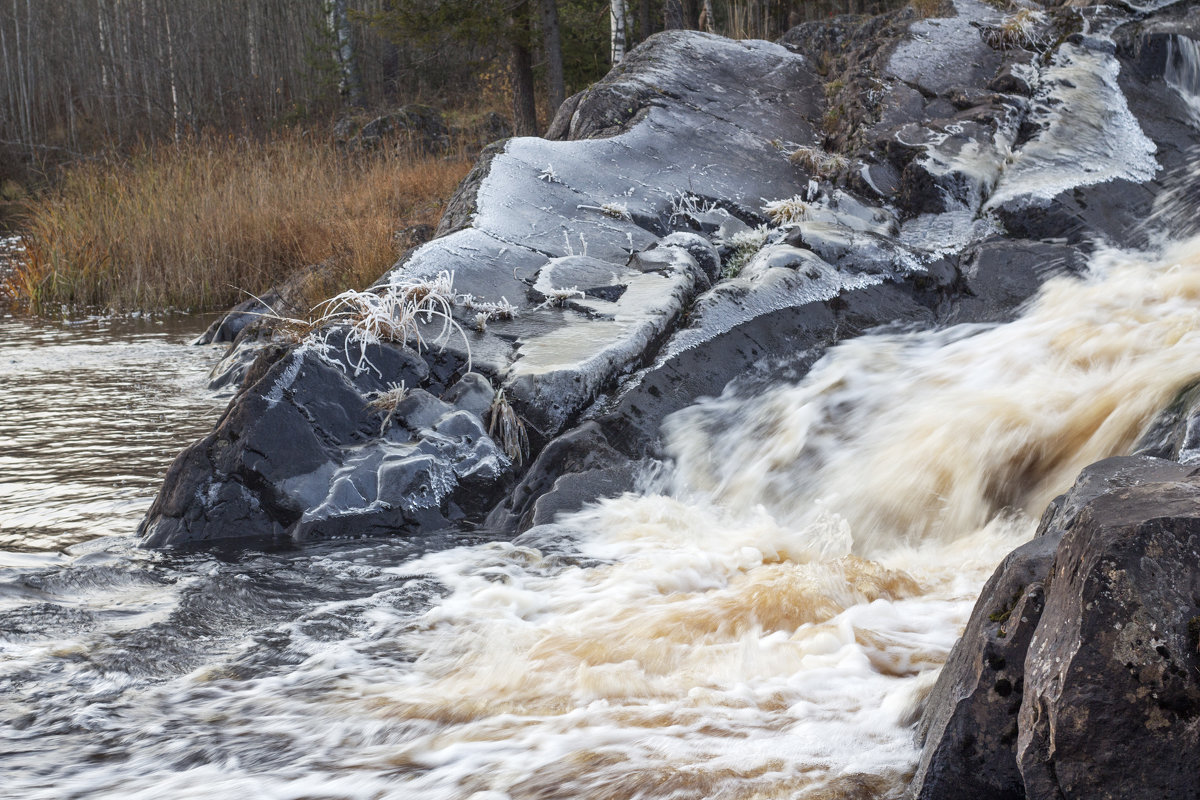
[143,31,836,547]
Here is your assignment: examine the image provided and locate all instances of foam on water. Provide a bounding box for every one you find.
[11,233,1200,799]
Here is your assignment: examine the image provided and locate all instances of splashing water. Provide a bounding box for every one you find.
[669,238,1200,551]
[1166,34,1200,125]
[318,236,1200,799]
[9,234,1200,798]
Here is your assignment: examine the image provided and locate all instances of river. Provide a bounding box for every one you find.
[4,224,1200,797]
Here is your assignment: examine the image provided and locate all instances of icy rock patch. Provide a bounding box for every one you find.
[987,41,1159,210]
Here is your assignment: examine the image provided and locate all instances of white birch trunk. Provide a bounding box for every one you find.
[610,0,627,64]
[327,0,364,106]
[247,1,260,77]
[163,5,180,141]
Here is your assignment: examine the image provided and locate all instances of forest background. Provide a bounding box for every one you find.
[0,0,895,313]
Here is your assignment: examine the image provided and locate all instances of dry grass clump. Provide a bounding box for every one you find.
[314,269,472,376]
[788,145,851,180]
[7,131,472,314]
[367,381,410,435]
[911,0,952,18]
[763,195,812,226]
[488,389,530,465]
[983,8,1048,51]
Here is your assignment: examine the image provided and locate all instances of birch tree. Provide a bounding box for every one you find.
[327,0,365,107]
[610,0,627,64]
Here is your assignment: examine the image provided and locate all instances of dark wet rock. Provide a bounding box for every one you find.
[944,238,1086,324]
[139,337,507,547]
[1018,465,1200,800]
[486,421,634,533]
[347,104,450,153]
[544,90,585,141]
[195,294,275,347]
[988,63,1034,97]
[1115,6,1200,83]
[910,535,1055,800]
[443,372,496,419]
[910,456,1200,800]
[206,334,275,392]
[598,280,934,457]
[991,179,1158,249]
[1134,380,1200,464]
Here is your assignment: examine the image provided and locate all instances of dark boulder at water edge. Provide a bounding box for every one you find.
[909,454,1200,800]
[141,0,1200,794]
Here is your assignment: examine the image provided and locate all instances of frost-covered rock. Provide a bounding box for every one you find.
[141,31,834,547]
[147,0,1195,548]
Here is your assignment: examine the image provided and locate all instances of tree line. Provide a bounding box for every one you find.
[0,0,895,170]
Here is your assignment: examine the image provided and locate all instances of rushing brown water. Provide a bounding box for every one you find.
[5,230,1200,799]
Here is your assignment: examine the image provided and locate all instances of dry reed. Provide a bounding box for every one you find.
[7,132,472,314]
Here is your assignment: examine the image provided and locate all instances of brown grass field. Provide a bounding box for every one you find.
[5,132,472,315]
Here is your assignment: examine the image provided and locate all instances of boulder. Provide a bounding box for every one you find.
[909,535,1054,800]
[909,456,1200,800]
[348,104,450,153]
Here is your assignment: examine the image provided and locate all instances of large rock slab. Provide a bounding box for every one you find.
[141,32,837,547]
[149,0,1196,548]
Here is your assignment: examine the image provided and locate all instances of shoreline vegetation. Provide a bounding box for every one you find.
[2,129,474,316]
[0,0,909,318]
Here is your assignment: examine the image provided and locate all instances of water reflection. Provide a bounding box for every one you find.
[0,314,225,550]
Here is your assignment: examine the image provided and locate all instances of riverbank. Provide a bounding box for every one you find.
[2,127,474,316]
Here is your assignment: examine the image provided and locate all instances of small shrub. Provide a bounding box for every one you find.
[720,225,771,279]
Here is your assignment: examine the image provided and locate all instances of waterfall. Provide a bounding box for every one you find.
[1166,35,1200,124]
[9,232,1200,799]
[290,233,1200,799]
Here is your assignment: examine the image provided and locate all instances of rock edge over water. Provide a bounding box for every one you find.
[142,0,1200,578]
[910,454,1200,800]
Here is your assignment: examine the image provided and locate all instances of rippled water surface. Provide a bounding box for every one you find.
[0,314,226,550]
